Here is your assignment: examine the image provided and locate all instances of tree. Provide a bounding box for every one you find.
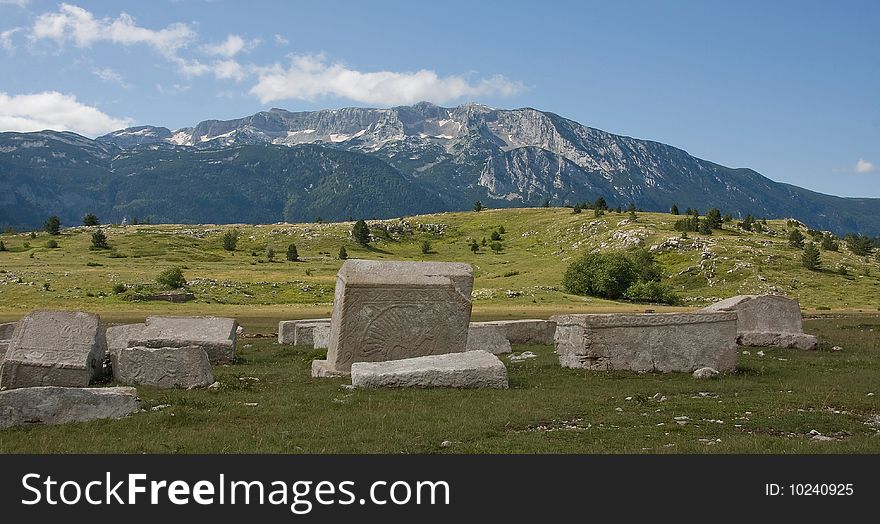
[489,242,503,254]
[352,220,371,246]
[338,246,348,260]
[788,229,805,248]
[802,242,821,271]
[266,247,275,261]
[739,214,755,232]
[670,204,679,215]
[542,198,551,208]
[705,208,723,229]
[90,230,110,250]
[46,239,58,249]
[82,213,99,227]
[469,240,479,254]
[573,203,583,214]
[474,200,484,212]
[562,252,638,300]
[420,240,432,254]
[594,208,604,217]
[490,230,502,241]
[594,197,608,211]
[44,216,61,236]
[156,267,186,289]
[286,243,299,261]
[223,230,238,251]
[845,234,874,256]
[0,240,5,252]
[498,225,506,234]
[821,233,839,251]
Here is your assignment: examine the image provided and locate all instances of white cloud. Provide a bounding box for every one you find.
[856,158,876,174]
[201,34,258,58]
[93,67,131,89]
[29,3,195,58]
[273,34,289,46]
[0,0,30,7]
[250,54,524,106]
[0,27,20,51]
[0,91,132,136]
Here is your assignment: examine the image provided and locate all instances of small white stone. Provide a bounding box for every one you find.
[756,350,765,357]
[693,367,719,379]
[832,345,843,352]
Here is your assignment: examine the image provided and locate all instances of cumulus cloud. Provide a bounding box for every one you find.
[856,158,876,174]
[249,54,524,106]
[29,3,195,58]
[0,91,132,136]
[201,34,258,58]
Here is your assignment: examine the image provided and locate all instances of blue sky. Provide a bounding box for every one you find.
[1,0,878,197]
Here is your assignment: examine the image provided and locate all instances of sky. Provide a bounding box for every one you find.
[0,0,878,198]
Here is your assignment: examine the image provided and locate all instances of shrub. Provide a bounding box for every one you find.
[628,249,662,282]
[594,208,604,217]
[802,242,821,271]
[420,240,432,254]
[0,240,5,251]
[739,214,755,232]
[91,230,110,249]
[705,208,723,229]
[112,283,127,294]
[788,229,805,248]
[223,230,238,251]
[489,242,503,254]
[469,240,479,254]
[338,246,348,260]
[286,243,299,261]
[266,247,275,261]
[821,234,839,251]
[562,252,638,299]
[46,239,58,249]
[156,267,186,289]
[352,220,371,246]
[82,213,99,227]
[474,200,483,212]
[44,216,61,235]
[29,231,36,239]
[670,204,679,215]
[490,230,502,241]
[624,281,680,305]
[573,204,582,214]
[498,226,506,234]
[594,197,608,211]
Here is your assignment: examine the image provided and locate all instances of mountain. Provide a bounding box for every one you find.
[1,103,878,234]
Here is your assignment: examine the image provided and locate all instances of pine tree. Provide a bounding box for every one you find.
[788,229,805,248]
[420,240,432,254]
[740,214,755,231]
[286,243,299,262]
[469,240,479,254]
[670,204,679,215]
[338,246,348,260]
[0,240,6,251]
[90,230,109,250]
[802,242,821,271]
[352,220,371,246]
[821,233,839,251]
[222,230,238,251]
[82,213,99,227]
[44,216,61,235]
[706,208,723,229]
[474,200,484,212]
[594,197,608,211]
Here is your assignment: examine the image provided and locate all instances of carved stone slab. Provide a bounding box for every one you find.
[702,295,816,349]
[115,346,214,389]
[351,350,508,389]
[105,323,146,375]
[315,260,474,375]
[0,386,139,429]
[551,312,738,373]
[0,311,106,389]
[130,316,237,363]
[469,320,556,345]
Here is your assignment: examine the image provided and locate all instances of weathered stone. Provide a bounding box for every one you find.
[311,359,348,378]
[552,312,738,373]
[105,323,146,373]
[469,320,556,345]
[0,386,139,429]
[319,260,473,376]
[0,311,106,389]
[115,346,214,389]
[693,367,719,379]
[351,350,508,389]
[0,322,16,339]
[466,324,512,355]
[703,295,816,349]
[312,325,331,349]
[0,341,8,364]
[130,316,237,363]
[277,319,331,345]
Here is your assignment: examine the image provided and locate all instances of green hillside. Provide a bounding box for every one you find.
[1,207,879,322]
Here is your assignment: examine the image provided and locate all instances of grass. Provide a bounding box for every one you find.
[1,316,878,453]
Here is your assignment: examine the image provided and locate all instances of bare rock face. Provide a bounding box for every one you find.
[702,295,817,350]
[115,346,214,389]
[351,350,508,389]
[468,320,556,345]
[131,316,238,363]
[0,386,139,429]
[0,311,106,389]
[466,324,512,355]
[314,260,473,376]
[552,312,738,373]
[278,319,331,345]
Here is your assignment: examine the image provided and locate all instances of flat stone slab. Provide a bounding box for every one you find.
[351,350,508,389]
[552,312,738,373]
[738,332,818,350]
[130,316,237,363]
[0,386,139,430]
[323,260,473,374]
[312,325,331,349]
[115,346,214,389]
[0,311,106,389]
[470,320,556,345]
[0,322,16,339]
[105,323,146,374]
[466,324,512,355]
[278,319,331,345]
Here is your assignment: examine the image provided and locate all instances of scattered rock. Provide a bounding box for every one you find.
[693,367,719,379]
[508,351,537,362]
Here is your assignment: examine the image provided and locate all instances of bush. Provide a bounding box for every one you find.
[469,240,479,254]
[91,230,110,250]
[490,230,502,241]
[821,234,839,251]
[352,220,371,246]
[286,243,299,261]
[44,216,61,235]
[489,242,503,254]
[624,281,680,305]
[112,283,127,294]
[474,200,483,212]
[705,208,723,229]
[82,213,99,227]
[0,240,5,252]
[156,267,186,289]
[266,247,275,261]
[562,252,638,299]
[420,240,432,254]
[338,246,348,260]
[223,230,238,251]
[739,214,755,232]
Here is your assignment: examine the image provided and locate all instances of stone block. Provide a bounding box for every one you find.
[351,350,508,389]
[0,386,139,429]
[131,316,237,363]
[278,318,330,345]
[0,310,106,389]
[552,312,738,373]
[321,260,473,375]
[115,346,214,389]
[737,332,818,351]
[105,323,146,374]
[466,324,512,354]
[470,319,556,345]
[703,295,815,349]
[312,325,331,349]
[0,322,16,340]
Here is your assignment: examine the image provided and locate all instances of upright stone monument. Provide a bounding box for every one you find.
[702,295,817,350]
[552,312,738,373]
[0,311,106,389]
[312,260,474,377]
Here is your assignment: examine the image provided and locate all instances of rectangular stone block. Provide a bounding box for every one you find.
[466,324,512,355]
[0,311,106,389]
[0,386,139,429]
[321,260,473,375]
[470,320,556,345]
[105,323,146,375]
[116,346,214,389]
[351,350,508,389]
[278,318,331,345]
[130,316,237,363]
[551,312,738,373]
[702,295,816,349]
[312,325,331,349]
